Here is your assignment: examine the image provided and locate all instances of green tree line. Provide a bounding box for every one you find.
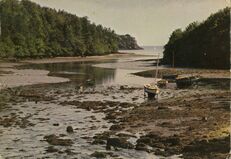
[0,0,140,58]
[162,7,230,69]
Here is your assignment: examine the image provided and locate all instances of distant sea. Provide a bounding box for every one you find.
[119,46,164,58]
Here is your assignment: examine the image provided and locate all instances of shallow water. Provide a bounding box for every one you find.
[20,57,158,88]
[119,46,164,57]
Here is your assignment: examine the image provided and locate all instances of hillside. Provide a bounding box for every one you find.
[162,7,230,69]
[0,0,141,58]
[118,34,142,50]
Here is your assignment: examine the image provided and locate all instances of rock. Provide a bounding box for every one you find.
[19,149,26,152]
[136,137,153,146]
[46,146,59,153]
[182,135,230,154]
[106,137,134,150]
[135,143,152,152]
[109,124,124,131]
[53,123,59,126]
[81,136,91,140]
[91,151,107,158]
[155,149,168,157]
[157,106,169,110]
[92,139,106,145]
[112,96,117,99]
[93,131,112,141]
[102,125,107,128]
[66,126,74,133]
[117,133,136,138]
[65,149,75,155]
[120,86,125,90]
[59,134,67,137]
[145,132,159,138]
[86,106,91,111]
[165,136,180,146]
[44,134,73,146]
[202,116,208,121]
[164,147,180,156]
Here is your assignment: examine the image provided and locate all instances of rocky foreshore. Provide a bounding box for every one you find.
[0,59,230,158]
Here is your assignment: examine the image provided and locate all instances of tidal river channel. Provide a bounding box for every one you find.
[0,47,183,158]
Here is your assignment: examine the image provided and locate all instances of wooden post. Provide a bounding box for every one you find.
[0,15,1,37]
[155,50,160,82]
[172,52,175,68]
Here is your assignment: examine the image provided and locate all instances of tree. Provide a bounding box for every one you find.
[162,7,230,69]
[0,0,141,58]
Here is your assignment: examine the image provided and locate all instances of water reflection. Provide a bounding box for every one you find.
[20,61,117,87]
[20,60,156,88]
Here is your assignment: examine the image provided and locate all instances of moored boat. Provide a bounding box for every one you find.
[144,83,160,99]
[157,79,168,87]
[144,50,161,99]
[176,75,199,88]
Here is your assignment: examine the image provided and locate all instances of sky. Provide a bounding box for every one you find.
[31,0,229,46]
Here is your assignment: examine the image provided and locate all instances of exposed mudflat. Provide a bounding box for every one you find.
[0,55,230,159]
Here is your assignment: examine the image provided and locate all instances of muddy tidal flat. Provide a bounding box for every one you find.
[0,55,230,159]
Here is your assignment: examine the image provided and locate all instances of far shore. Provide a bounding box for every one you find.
[20,52,151,64]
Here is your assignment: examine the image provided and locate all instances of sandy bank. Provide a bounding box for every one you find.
[0,62,69,90]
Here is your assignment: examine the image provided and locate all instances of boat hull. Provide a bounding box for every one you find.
[176,76,199,88]
[144,85,159,99]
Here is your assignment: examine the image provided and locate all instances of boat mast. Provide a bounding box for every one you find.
[155,48,159,83]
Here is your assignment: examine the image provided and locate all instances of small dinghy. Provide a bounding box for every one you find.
[157,79,168,87]
[144,83,160,98]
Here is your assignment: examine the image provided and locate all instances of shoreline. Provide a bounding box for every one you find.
[134,67,230,79]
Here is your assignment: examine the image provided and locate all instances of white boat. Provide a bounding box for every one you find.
[144,83,160,98]
[144,50,160,99]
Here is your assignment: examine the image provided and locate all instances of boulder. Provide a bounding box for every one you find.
[66,126,74,133]
[106,137,134,150]
[44,134,73,146]
[91,151,107,158]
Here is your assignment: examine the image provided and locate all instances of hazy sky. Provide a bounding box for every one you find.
[31,0,229,46]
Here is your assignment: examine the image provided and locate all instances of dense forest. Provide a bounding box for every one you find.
[162,7,230,69]
[0,0,141,58]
